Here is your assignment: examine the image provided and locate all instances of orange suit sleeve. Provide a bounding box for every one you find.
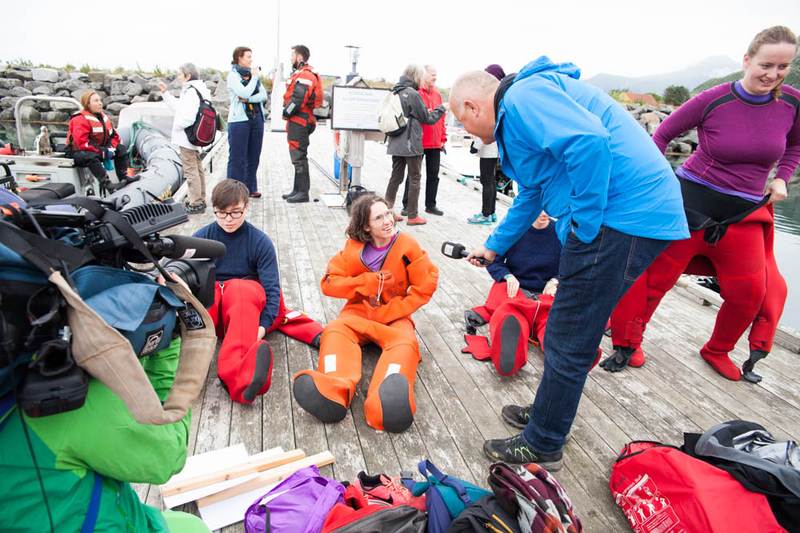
[368,245,439,324]
[321,248,384,300]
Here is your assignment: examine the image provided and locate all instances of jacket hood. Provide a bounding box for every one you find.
[516,56,581,82]
[393,76,418,93]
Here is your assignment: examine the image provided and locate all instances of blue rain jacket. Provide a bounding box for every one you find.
[486,57,688,254]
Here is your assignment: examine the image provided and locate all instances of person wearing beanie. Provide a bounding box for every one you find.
[468,65,505,225]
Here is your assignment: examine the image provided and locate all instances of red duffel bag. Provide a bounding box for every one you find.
[609,441,787,533]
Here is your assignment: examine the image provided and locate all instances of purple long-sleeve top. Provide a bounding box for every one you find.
[652,82,800,199]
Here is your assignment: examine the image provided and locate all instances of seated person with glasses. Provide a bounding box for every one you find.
[193,179,323,403]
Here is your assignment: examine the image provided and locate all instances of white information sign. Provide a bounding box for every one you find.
[331,86,390,131]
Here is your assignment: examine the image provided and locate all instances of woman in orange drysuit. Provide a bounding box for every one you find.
[293,194,438,432]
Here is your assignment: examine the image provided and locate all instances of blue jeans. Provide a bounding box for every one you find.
[522,226,671,453]
[227,116,264,194]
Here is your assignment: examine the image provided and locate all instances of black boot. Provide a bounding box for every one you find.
[282,190,297,200]
[286,192,309,203]
[101,177,122,193]
[287,173,310,203]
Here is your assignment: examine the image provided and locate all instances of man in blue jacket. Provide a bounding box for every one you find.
[450,57,689,470]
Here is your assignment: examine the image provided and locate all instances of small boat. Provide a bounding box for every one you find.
[0,96,209,210]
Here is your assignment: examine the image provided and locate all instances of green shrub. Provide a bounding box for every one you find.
[663,85,690,105]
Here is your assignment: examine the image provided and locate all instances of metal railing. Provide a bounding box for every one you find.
[13,96,81,150]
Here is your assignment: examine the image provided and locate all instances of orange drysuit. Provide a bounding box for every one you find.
[293,232,438,432]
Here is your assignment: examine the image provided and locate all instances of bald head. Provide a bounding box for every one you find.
[450,70,499,114]
[450,70,500,144]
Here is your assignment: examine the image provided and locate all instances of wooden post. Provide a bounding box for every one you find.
[339,160,349,194]
[349,131,364,188]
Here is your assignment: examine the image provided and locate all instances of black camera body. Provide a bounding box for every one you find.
[1,197,222,417]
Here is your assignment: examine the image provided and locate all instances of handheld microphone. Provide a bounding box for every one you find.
[440,241,491,266]
[147,235,227,259]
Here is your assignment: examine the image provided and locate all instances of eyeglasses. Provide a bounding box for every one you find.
[214,210,245,220]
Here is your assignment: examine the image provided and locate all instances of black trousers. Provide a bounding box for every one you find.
[72,143,128,183]
[287,119,316,194]
[479,157,498,217]
[402,148,440,210]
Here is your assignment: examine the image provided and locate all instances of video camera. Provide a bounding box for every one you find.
[4,197,222,307]
[0,193,224,417]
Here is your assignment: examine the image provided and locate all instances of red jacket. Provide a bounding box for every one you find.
[418,85,447,149]
[283,63,322,126]
[68,109,120,154]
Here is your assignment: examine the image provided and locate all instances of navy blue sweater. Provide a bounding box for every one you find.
[194,221,280,329]
[487,223,561,293]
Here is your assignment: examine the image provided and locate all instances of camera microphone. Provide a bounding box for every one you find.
[440,241,491,266]
[147,235,226,259]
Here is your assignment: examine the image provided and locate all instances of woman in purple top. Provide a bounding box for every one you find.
[605,26,799,382]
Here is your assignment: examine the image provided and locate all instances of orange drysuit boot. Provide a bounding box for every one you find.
[293,232,438,432]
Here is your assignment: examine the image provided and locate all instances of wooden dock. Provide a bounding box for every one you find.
[134,124,800,532]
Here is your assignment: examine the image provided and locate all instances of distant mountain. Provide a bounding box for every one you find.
[693,53,800,93]
[585,56,741,94]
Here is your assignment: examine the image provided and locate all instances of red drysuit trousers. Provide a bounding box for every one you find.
[465,282,600,375]
[611,218,786,358]
[207,279,272,403]
[207,279,323,403]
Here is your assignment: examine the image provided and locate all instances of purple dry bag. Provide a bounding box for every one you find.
[244,465,345,533]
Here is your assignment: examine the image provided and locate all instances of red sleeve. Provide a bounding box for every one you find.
[69,115,100,154]
[440,110,447,145]
[109,128,120,150]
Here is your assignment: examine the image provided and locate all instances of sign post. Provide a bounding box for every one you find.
[330,84,388,196]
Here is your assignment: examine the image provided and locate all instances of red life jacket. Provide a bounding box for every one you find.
[283,64,322,125]
[68,109,117,152]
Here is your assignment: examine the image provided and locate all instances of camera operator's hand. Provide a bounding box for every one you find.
[157,272,190,292]
[258,326,266,341]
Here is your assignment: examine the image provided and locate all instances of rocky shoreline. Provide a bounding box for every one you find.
[0,64,795,182]
[0,64,231,143]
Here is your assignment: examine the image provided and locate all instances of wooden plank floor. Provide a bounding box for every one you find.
[136,124,800,532]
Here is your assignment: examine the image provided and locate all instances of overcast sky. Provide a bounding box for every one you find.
[4,0,798,87]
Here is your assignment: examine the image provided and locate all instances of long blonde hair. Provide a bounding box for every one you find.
[746,26,798,100]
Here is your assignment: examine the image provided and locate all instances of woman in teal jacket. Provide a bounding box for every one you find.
[0,338,210,532]
[227,46,268,197]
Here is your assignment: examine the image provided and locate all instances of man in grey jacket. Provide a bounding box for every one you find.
[383,64,447,226]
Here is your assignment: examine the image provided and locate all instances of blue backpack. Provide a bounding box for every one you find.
[402,460,492,533]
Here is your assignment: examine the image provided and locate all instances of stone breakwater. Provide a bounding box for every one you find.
[0,64,232,133]
[624,102,698,155]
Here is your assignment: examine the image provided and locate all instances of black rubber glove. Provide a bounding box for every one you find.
[599,346,635,372]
